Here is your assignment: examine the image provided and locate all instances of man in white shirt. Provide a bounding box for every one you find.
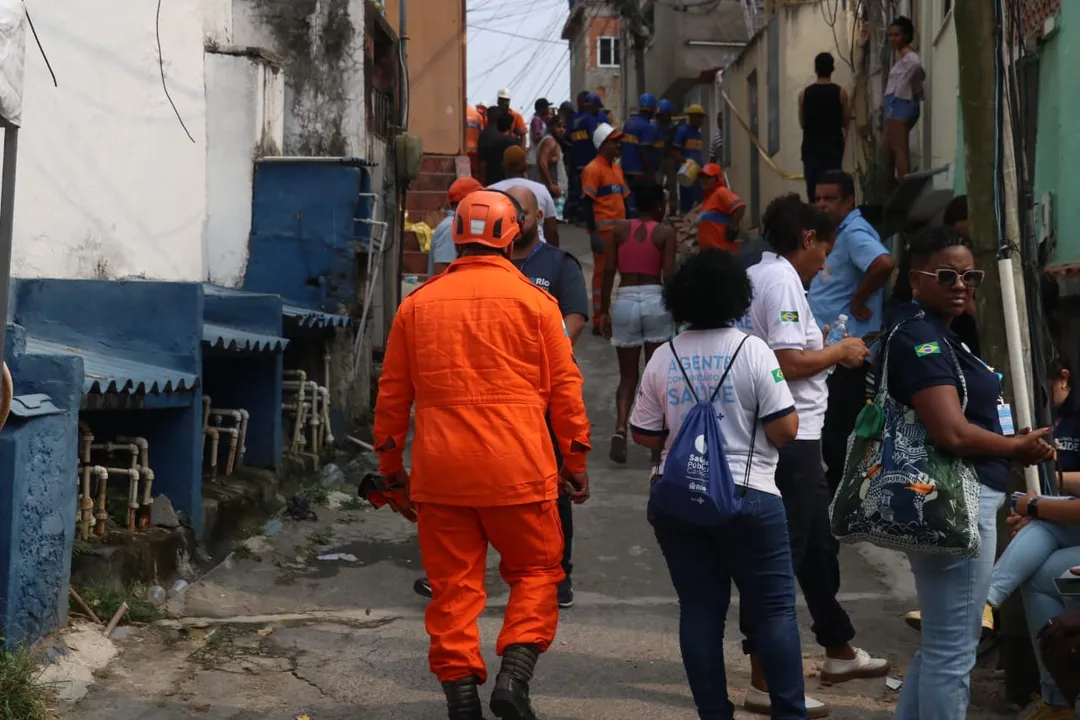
[488,145,560,247]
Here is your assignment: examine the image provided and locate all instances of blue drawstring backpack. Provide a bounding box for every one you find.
[651,335,757,526]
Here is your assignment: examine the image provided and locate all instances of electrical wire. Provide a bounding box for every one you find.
[156,0,195,143]
[467,24,564,44]
[24,7,56,87]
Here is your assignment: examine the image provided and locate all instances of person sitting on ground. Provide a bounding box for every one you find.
[629,248,807,720]
[599,182,677,465]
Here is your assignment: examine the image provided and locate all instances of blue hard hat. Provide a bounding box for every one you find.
[639,93,657,109]
[657,98,674,114]
[585,92,602,105]
[560,100,574,112]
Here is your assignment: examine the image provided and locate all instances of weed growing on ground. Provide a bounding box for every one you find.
[338,497,368,511]
[299,527,336,559]
[301,484,330,505]
[76,584,162,624]
[0,646,54,720]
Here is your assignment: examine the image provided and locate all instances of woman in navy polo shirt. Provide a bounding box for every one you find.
[884,226,1055,719]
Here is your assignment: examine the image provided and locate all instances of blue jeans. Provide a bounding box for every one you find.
[988,519,1080,607]
[1019,544,1080,707]
[895,487,1004,720]
[651,488,807,720]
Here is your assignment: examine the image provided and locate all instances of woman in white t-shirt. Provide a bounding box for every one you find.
[744,193,886,716]
[628,249,807,719]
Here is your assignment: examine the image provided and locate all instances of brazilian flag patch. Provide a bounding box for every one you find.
[779,310,799,323]
[772,368,785,383]
[915,341,941,357]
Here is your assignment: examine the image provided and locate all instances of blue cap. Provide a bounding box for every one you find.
[560,100,574,111]
[585,92,602,105]
[657,98,674,114]
[639,93,657,109]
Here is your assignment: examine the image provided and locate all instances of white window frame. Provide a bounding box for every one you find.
[597,35,620,68]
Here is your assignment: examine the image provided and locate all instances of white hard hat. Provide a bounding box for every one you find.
[497,88,511,100]
[592,123,623,149]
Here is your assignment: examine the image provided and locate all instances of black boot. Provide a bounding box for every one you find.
[490,643,540,720]
[442,675,483,720]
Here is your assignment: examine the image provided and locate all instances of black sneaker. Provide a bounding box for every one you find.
[414,577,432,598]
[557,577,574,608]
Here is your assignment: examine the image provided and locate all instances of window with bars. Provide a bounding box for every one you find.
[597,36,620,68]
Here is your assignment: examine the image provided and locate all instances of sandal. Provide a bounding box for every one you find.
[610,431,628,464]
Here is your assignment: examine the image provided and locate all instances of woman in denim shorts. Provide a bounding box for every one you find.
[883,16,924,191]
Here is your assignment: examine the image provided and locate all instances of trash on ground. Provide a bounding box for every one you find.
[321,462,346,486]
[263,518,284,536]
[256,626,274,637]
[317,553,359,563]
[326,490,353,510]
[242,535,274,555]
[285,494,318,521]
[885,676,903,691]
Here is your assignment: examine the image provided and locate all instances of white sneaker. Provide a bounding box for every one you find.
[743,686,830,718]
[819,647,890,684]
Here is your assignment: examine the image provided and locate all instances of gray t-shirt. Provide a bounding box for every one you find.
[427,211,456,276]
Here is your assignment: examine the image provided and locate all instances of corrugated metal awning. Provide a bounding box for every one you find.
[282,304,351,329]
[203,323,289,353]
[24,338,199,395]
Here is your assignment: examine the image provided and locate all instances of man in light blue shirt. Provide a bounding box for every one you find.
[808,170,894,338]
[427,177,483,276]
[809,170,894,495]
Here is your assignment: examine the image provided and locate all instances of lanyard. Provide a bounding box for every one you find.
[518,242,544,276]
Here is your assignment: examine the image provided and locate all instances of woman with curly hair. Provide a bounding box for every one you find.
[628,249,808,719]
[742,194,888,718]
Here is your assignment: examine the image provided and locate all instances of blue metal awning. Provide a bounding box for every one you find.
[282,304,351,329]
[24,338,200,394]
[202,323,289,353]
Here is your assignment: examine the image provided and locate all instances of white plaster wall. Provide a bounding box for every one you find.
[14,0,207,280]
[204,0,234,45]
[231,0,367,157]
[918,2,958,172]
[204,53,284,286]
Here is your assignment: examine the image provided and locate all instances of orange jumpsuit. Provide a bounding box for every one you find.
[697,184,746,253]
[581,155,630,329]
[373,255,591,684]
[466,105,483,181]
[508,108,528,146]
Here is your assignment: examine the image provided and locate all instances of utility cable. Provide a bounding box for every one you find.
[156,0,195,143]
[24,7,56,87]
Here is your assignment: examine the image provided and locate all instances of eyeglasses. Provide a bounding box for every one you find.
[914,269,985,288]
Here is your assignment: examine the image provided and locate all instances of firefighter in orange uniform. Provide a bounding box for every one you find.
[581,123,629,333]
[466,104,483,181]
[373,189,592,720]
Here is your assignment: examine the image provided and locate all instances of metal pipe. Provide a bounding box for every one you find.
[320,387,333,446]
[685,40,747,48]
[999,257,1039,493]
[0,125,18,359]
[284,371,307,453]
[400,0,409,130]
[139,468,154,528]
[205,427,220,480]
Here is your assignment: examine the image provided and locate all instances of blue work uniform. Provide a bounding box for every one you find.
[881,301,1010,493]
[621,114,657,219]
[512,241,588,577]
[673,123,705,213]
[571,112,600,171]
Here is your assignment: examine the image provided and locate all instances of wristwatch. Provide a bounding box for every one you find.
[1029,496,1041,520]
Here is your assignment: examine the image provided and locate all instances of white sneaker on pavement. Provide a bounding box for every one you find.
[819,647,890,685]
[744,686,829,718]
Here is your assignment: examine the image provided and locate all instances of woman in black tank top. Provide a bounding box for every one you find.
[800,53,848,201]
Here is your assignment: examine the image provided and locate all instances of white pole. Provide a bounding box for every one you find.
[998,257,1039,494]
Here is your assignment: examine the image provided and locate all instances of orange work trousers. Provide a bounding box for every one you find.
[418,500,565,684]
[592,252,604,329]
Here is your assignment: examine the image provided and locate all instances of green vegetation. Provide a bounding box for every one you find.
[337,496,368,511]
[0,646,54,720]
[76,583,162,624]
[301,483,330,505]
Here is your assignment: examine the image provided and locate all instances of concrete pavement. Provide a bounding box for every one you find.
[63,226,1016,719]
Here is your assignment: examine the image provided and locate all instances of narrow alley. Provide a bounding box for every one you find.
[62,228,1010,720]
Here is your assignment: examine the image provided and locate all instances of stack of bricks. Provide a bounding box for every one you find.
[402,155,469,282]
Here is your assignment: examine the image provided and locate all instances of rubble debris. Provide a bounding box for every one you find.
[241,535,274,555]
[150,494,180,528]
[320,462,346,486]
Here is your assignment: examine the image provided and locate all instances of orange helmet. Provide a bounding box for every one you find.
[452,190,524,248]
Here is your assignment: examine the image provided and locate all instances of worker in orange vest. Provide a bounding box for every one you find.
[466,105,483,181]
[373,189,592,720]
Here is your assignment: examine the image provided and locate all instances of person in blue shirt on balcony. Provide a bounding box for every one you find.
[621,93,659,219]
[571,93,602,222]
[673,104,707,214]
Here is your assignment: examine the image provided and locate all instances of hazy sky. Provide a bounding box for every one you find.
[467,0,571,114]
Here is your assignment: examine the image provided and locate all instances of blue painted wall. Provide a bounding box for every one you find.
[202,354,283,470]
[243,159,374,312]
[0,325,83,648]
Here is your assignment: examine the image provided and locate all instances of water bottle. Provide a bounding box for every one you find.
[146,585,167,608]
[825,314,849,346]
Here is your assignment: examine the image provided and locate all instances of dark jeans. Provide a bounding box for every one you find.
[652,488,807,720]
[557,492,573,576]
[741,440,855,654]
[802,151,844,201]
[679,182,702,214]
[823,364,869,494]
[626,176,647,219]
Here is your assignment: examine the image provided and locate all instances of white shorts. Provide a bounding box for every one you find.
[611,285,675,348]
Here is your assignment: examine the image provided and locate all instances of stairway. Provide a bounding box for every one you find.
[402,155,470,281]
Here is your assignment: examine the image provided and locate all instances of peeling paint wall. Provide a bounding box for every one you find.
[14,0,208,281]
[232,0,367,157]
[205,53,285,286]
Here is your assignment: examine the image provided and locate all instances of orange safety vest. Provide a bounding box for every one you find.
[373,255,591,507]
[466,105,482,154]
